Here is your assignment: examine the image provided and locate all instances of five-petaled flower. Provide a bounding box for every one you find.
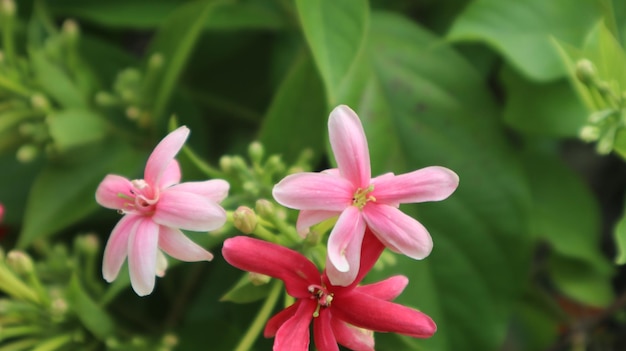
[96,126,229,296]
[222,232,436,351]
[272,105,459,285]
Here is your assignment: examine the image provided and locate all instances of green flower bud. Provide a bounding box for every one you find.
[219,155,233,173]
[248,272,271,286]
[579,125,600,142]
[62,19,80,42]
[232,206,257,234]
[30,93,51,112]
[248,141,264,163]
[575,59,596,86]
[255,199,275,217]
[75,233,100,255]
[6,250,34,275]
[126,106,141,120]
[16,144,38,163]
[0,0,15,17]
[148,53,164,70]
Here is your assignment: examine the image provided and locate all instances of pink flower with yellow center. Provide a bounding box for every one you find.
[95,126,229,296]
[272,105,459,286]
[222,232,436,351]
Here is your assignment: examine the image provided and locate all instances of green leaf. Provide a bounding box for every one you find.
[614,205,626,264]
[548,255,614,307]
[510,288,563,351]
[501,65,587,137]
[147,0,228,123]
[17,142,145,248]
[295,0,369,105]
[343,12,532,351]
[30,50,89,109]
[258,51,327,164]
[47,109,108,152]
[448,0,601,81]
[66,275,115,340]
[220,274,271,303]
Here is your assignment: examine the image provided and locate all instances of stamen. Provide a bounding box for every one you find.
[308,284,334,318]
[352,184,375,210]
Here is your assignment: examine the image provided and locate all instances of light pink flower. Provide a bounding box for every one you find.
[272,105,459,286]
[96,126,229,296]
[222,231,436,351]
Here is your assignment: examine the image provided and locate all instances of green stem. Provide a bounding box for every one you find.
[233,280,283,351]
[0,338,40,351]
[597,0,620,42]
[31,334,73,351]
[181,144,224,179]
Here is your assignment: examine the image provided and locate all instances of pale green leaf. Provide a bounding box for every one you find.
[47,109,108,152]
[66,275,115,340]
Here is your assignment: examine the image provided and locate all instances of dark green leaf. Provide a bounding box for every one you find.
[66,274,115,340]
[30,50,89,109]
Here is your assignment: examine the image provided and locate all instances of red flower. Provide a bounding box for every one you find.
[222,231,436,351]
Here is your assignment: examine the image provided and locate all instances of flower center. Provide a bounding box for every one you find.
[117,179,158,215]
[352,185,376,210]
[308,284,333,318]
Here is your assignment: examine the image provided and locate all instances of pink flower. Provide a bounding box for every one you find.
[95,126,229,296]
[222,232,436,351]
[272,105,459,286]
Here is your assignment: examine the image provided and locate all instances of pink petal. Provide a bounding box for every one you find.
[328,105,371,188]
[167,179,229,203]
[274,300,316,351]
[153,188,227,232]
[372,166,459,205]
[363,204,433,260]
[102,214,138,282]
[158,160,181,189]
[265,302,300,337]
[313,309,339,351]
[355,275,408,301]
[344,228,385,289]
[128,218,160,296]
[222,237,320,299]
[331,319,374,351]
[326,207,365,281]
[158,226,213,262]
[272,173,353,211]
[296,210,339,237]
[333,291,436,338]
[95,175,133,210]
[144,126,189,187]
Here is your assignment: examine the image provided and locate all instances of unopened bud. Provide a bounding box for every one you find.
[264,155,285,175]
[579,125,600,142]
[575,59,596,85]
[31,93,50,112]
[95,91,118,106]
[255,199,274,217]
[62,19,80,42]
[76,234,99,255]
[231,156,248,172]
[248,272,271,286]
[248,141,264,163]
[148,53,164,70]
[589,109,616,124]
[6,251,34,274]
[16,144,38,163]
[126,106,141,120]
[1,0,15,17]
[596,128,616,154]
[219,155,233,173]
[233,206,257,234]
[161,333,179,349]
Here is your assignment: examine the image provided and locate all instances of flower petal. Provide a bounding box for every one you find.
[265,302,300,337]
[296,210,339,237]
[96,175,133,210]
[102,214,138,282]
[313,309,339,351]
[331,319,374,351]
[144,126,189,187]
[355,275,408,301]
[274,300,316,351]
[326,207,365,286]
[167,179,229,203]
[158,226,213,262]
[272,173,353,211]
[158,160,181,189]
[153,188,227,232]
[155,250,168,277]
[333,291,436,338]
[363,204,433,260]
[347,228,385,289]
[127,218,160,296]
[328,105,371,188]
[222,236,320,298]
[372,166,459,205]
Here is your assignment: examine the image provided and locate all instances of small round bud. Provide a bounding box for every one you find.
[148,53,164,70]
[579,125,600,142]
[248,141,264,163]
[231,156,248,172]
[161,333,179,349]
[264,155,285,175]
[596,128,616,154]
[6,250,34,274]
[126,106,141,120]
[575,59,596,85]
[76,234,100,255]
[16,144,38,163]
[233,206,257,234]
[219,155,233,173]
[589,109,615,124]
[95,91,118,106]
[62,19,80,41]
[30,93,50,112]
[255,199,274,217]
[248,272,271,286]
[1,0,16,17]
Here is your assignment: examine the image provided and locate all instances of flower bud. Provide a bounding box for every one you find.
[148,53,164,70]
[16,144,38,163]
[575,59,596,86]
[248,141,264,163]
[75,233,100,255]
[62,19,80,43]
[219,155,233,173]
[0,0,15,17]
[31,93,51,112]
[232,206,257,234]
[95,91,119,106]
[6,250,34,275]
[126,106,141,120]
[255,199,274,217]
[579,125,600,142]
[248,272,271,286]
[264,155,285,175]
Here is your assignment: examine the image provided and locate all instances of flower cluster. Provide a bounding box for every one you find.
[96,105,458,349]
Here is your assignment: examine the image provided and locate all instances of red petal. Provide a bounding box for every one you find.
[273,300,316,351]
[313,309,339,351]
[265,302,300,337]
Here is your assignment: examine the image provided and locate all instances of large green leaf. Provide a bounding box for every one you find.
[258,51,326,164]
[501,65,587,137]
[340,12,532,351]
[17,142,145,248]
[66,275,115,341]
[47,109,108,152]
[448,0,601,81]
[295,0,368,105]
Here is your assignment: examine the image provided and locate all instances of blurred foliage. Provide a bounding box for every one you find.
[1,0,626,350]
